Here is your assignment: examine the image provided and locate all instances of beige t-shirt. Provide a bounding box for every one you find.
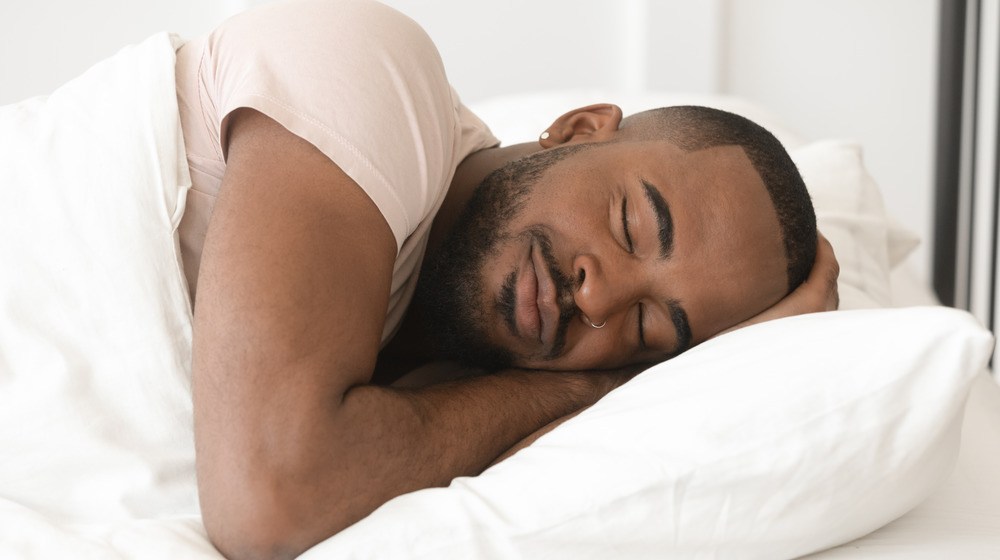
[174,0,498,344]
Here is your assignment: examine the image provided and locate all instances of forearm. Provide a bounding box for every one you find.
[340,370,609,509]
[198,367,623,560]
[488,406,590,468]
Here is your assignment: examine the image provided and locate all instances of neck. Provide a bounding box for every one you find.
[427,141,541,254]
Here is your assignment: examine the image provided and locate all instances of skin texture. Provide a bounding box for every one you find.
[192,105,839,560]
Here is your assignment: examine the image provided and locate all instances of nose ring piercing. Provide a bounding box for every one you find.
[589,319,607,329]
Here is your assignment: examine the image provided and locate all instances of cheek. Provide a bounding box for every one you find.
[682,251,787,342]
[686,208,787,337]
[525,190,603,232]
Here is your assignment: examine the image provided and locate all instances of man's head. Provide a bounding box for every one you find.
[414,104,816,371]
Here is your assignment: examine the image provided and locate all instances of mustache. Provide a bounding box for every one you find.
[534,231,579,359]
[496,229,579,359]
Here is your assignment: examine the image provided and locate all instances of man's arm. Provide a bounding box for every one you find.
[192,109,625,560]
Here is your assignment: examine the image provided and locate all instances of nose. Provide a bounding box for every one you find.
[572,253,640,328]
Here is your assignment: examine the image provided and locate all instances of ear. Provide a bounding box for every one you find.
[538,103,623,148]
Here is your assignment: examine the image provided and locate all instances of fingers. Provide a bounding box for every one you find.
[786,232,839,314]
[812,232,840,311]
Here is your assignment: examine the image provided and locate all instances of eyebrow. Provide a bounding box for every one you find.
[641,179,674,259]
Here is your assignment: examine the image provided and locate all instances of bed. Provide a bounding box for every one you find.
[1,7,998,560]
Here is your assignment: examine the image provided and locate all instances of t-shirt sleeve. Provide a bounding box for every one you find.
[199,0,497,250]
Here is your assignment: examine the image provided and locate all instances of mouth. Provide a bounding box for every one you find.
[513,242,542,342]
[530,237,560,352]
[510,237,561,349]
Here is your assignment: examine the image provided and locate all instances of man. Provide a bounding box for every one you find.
[178,1,837,558]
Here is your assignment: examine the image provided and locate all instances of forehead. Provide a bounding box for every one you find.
[664,143,773,217]
[546,140,772,220]
[549,139,756,187]
[671,146,787,340]
[667,145,788,334]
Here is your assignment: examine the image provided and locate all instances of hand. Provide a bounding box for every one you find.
[715,232,839,337]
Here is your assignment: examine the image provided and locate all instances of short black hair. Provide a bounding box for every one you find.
[622,105,816,291]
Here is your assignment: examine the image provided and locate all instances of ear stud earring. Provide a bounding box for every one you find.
[539,131,550,141]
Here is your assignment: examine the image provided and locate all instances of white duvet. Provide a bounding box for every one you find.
[0,31,208,558]
[1,33,998,560]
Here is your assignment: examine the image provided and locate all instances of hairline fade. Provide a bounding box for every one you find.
[617,105,817,291]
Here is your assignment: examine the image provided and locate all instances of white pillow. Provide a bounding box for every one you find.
[0,33,197,522]
[791,140,917,309]
[309,307,992,559]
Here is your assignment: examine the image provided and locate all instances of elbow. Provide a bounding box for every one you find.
[210,540,300,560]
[200,484,338,560]
[203,508,305,560]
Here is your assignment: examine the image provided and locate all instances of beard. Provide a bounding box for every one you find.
[412,145,591,371]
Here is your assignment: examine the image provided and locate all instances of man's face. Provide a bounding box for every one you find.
[415,140,788,371]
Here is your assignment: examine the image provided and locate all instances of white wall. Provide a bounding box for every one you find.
[376,0,724,101]
[721,0,939,281]
[1,0,939,281]
[0,0,242,105]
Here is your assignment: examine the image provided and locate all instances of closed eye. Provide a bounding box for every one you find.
[621,197,634,253]
[623,197,645,349]
[638,302,647,350]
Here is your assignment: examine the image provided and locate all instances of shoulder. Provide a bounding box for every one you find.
[196,0,485,250]
[207,0,439,70]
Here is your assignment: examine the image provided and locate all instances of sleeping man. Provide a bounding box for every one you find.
[178,0,838,558]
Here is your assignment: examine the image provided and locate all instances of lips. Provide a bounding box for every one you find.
[534,240,562,349]
[512,238,560,352]
[514,244,541,340]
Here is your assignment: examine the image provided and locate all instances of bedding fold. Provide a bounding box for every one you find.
[0,32,197,524]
